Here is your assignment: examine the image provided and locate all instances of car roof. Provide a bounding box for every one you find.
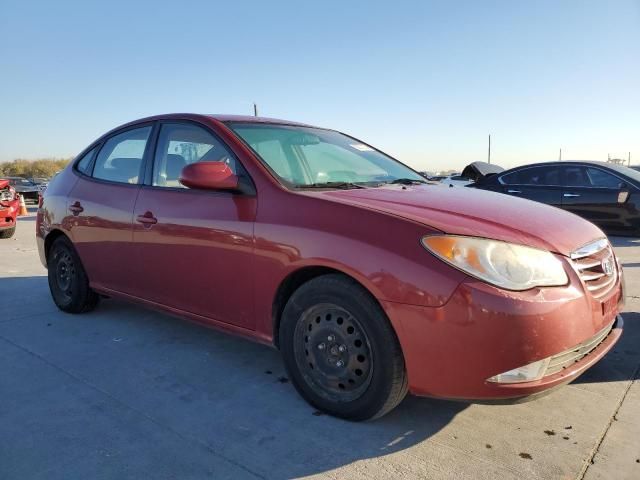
[116,113,316,129]
[489,160,640,185]
[207,114,315,127]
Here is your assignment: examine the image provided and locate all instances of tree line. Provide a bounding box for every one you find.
[0,158,72,179]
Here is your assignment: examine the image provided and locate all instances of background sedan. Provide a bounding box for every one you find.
[471,161,640,235]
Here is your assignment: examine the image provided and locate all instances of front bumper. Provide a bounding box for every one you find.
[0,201,19,229]
[382,267,623,400]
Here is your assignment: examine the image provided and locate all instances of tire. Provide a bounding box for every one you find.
[0,227,15,239]
[279,274,408,421]
[47,235,99,313]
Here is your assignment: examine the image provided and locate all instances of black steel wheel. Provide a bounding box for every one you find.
[295,304,373,402]
[47,235,99,313]
[280,274,408,421]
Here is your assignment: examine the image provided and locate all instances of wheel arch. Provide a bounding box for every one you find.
[271,265,387,349]
[43,229,69,262]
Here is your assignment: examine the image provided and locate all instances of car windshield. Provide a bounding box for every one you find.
[11,178,34,186]
[228,123,425,188]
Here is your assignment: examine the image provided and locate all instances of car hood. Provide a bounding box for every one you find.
[314,185,604,256]
[0,180,8,189]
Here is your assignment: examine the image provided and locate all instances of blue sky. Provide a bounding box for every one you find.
[1,0,638,171]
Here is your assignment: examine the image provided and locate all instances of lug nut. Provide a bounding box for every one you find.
[327,335,335,342]
[338,345,346,353]
[317,343,326,350]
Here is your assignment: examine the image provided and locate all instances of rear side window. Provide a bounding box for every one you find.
[93,126,152,184]
[501,166,561,186]
[75,147,97,175]
[152,123,236,188]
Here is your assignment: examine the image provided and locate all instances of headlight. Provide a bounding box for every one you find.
[421,235,568,291]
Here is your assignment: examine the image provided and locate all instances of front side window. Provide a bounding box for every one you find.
[501,166,561,186]
[153,123,236,188]
[563,167,591,187]
[586,168,623,188]
[228,123,424,187]
[93,126,151,184]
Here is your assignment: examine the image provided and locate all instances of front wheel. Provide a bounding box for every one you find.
[47,236,99,313]
[279,274,407,421]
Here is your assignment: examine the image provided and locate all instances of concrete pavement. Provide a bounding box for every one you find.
[1,210,638,479]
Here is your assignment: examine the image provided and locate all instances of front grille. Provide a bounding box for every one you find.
[0,188,13,202]
[546,320,615,375]
[570,238,617,299]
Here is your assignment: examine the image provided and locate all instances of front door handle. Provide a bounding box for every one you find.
[507,189,521,194]
[136,211,157,226]
[563,193,581,198]
[69,201,84,215]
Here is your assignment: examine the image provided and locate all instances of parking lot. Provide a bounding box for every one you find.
[1,208,639,480]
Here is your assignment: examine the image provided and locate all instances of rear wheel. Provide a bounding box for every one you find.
[47,236,99,313]
[0,227,15,239]
[279,274,408,420]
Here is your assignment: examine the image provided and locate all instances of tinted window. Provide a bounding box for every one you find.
[587,168,623,188]
[564,167,591,187]
[153,123,236,188]
[75,147,97,175]
[93,126,151,184]
[501,166,561,186]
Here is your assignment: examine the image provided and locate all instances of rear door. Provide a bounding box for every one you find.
[560,165,628,230]
[130,121,257,329]
[67,124,153,294]
[497,165,563,206]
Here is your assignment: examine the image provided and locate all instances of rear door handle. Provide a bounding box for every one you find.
[69,201,84,215]
[136,211,157,226]
[563,193,581,198]
[507,189,521,194]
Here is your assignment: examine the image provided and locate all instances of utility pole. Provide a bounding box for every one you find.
[629,152,632,166]
[253,103,258,117]
[559,148,562,161]
[487,134,491,164]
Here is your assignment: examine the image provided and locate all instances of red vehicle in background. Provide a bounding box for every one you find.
[0,179,19,238]
[36,114,624,420]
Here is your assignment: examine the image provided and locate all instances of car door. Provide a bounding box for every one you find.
[131,121,257,329]
[497,165,563,206]
[561,165,628,230]
[67,124,153,294]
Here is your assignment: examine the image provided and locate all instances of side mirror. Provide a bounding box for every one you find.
[179,161,239,191]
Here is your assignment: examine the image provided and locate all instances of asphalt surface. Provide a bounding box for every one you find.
[1,208,639,480]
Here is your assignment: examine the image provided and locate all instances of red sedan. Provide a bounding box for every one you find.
[37,114,624,420]
[0,179,20,238]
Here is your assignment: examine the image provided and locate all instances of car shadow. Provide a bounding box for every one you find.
[572,311,640,385]
[0,275,466,479]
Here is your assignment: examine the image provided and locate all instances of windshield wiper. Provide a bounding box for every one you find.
[293,182,366,189]
[387,178,428,185]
